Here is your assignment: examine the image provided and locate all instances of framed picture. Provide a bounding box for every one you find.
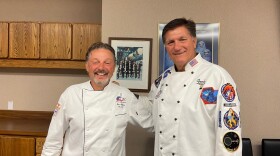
[158,23,220,75]
[109,37,152,92]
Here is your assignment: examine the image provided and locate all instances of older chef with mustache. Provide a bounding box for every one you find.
[42,42,152,156]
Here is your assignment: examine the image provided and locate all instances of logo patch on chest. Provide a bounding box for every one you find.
[196,79,206,89]
[200,87,218,104]
[116,95,126,108]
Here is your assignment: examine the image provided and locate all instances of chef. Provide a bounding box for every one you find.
[147,18,242,156]
[42,42,152,156]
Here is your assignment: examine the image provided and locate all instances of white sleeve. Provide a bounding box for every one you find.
[215,69,242,156]
[128,92,153,130]
[41,90,70,156]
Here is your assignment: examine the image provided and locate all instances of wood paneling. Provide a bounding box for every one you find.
[72,24,101,60]
[0,135,35,156]
[0,23,8,58]
[9,22,39,59]
[40,23,72,59]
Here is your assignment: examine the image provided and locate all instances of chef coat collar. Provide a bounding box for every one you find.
[184,53,203,71]
[82,80,114,91]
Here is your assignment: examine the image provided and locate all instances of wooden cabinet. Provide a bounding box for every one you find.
[0,110,51,156]
[0,22,101,69]
[0,23,8,58]
[0,135,46,156]
[9,23,40,59]
[36,137,45,156]
[41,23,72,59]
[0,135,35,156]
[73,24,101,60]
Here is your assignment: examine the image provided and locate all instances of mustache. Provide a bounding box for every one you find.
[93,69,108,74]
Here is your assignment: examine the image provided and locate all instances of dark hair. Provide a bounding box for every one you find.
[85,42,116,62]
[162,18,196,43]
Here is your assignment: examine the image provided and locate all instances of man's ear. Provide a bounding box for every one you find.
[193,37,197,49]
[85,62,89,73]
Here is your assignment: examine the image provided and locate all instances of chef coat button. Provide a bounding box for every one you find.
[159,131,162,134]
[174,118,177,121]
[177,101,180,103]
[184,84,186,87]
[191,71,194,74]
[165,84,168,86]
[161,99,164,101]
[172,153,175,155]
[173,135,176,138]
[159,114,162,117]
[160,147,163,150]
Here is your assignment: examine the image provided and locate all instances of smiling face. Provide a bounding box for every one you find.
[86,48,115,90]
[164,26,197,71]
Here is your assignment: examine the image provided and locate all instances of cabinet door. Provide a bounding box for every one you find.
[36,137,45,155]
[72,24,101,60]
[9,22,40,59]
[0,23,8,58]
[40,23,72,59]
[0,135,35,156]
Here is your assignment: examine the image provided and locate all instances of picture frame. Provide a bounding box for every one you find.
[109,37,152,92]
[158,23,220,75]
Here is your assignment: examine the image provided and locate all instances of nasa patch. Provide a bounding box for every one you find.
[223,108,240,130]
[221,83,236,102]
[200,87,218,104]
[223,132,240,152]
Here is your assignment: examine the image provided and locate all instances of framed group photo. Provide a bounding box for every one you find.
[109,37,152,92]
[158,23,220,75]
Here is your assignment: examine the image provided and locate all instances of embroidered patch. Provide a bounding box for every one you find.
[54,103,61,116]
[189,58,198,67]
[221,83,236,102]
[223,108,239,130]
[116,95,126,108]
[224,103,237,107]
[223,132,240,152]
[200,87,218,104]
[163,69,171,78]
[154,75,162,88]
[218,111,222,128]
[196,79,206,89]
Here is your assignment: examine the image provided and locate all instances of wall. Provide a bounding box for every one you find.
[0,0,101,110]
[102,0,280,156]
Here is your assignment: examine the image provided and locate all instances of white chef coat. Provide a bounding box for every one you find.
[42,81,152,156]
[148,54,242,156]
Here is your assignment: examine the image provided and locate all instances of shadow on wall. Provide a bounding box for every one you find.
[126,123,154,156]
